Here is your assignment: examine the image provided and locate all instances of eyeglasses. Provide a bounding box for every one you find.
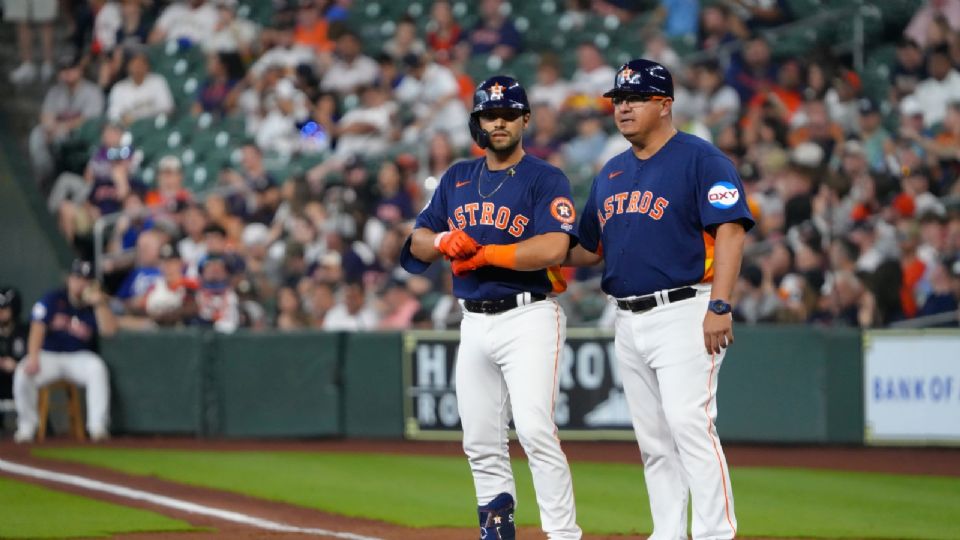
[477,109,524,122]
[611,95,668,106]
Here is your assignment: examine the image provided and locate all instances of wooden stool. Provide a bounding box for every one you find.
[37,381,86,442]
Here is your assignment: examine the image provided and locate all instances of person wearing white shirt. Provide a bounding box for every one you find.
[912,46,960,128]
[333,85,396,160]
[319,31,378,96]
[528,57,570,111]
[249,23,315,79]
[322,281,379,331]
[568,42,617,97]
[204,0,258,56]
[395,54,471,149]
[148,0,219,48]
[106,52,174,124]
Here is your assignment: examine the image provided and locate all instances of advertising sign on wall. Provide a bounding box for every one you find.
[402,329,635,440]
[864,331,960,445]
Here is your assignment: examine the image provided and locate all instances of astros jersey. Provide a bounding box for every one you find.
[30,289,99,353]
[578,131,754,298]
[415,154,578,300]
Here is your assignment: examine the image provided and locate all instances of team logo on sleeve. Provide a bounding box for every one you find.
[707,182,740,209]
[550,197,576,230]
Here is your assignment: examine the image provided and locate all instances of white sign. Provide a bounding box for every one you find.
[864,332,960,444]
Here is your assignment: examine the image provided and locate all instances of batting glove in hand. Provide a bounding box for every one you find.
[435,229,480,260]
[452,246,489,276]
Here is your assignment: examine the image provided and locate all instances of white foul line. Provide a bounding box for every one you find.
[0,458,384,540]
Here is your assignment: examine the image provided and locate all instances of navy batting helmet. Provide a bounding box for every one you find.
[603,59,674,99]
[469,76,530,148]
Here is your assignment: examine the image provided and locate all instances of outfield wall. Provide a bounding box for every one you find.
[94,325,953,445]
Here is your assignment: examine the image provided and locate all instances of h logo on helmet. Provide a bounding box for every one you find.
[489,83,505,100]
[619,67,634,82]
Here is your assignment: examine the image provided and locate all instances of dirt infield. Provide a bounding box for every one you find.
[2,438,959,539]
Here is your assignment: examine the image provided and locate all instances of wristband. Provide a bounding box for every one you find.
[433,231,450,250]
[484,244,518,269]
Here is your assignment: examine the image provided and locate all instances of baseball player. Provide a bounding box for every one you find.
[401,76,581,540]
[1,287,28,404]
[13,260,117,442]
[565,59,754,539]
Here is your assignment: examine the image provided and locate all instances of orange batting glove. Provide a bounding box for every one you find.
[451,244,517,276]
[435,229,480,260]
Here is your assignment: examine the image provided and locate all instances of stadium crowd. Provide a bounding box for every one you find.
[6,0,960,334]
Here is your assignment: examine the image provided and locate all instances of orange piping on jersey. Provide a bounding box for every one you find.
[550,300,562,439]
[701,231,716,283]
[706,353,737,536]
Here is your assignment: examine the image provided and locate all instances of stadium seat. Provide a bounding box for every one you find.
[37,381,85,442]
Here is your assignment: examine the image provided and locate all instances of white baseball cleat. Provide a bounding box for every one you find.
[89,430,110,443]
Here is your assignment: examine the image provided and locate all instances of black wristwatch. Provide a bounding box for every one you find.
[708,299,732,315]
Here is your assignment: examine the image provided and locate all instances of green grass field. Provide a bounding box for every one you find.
[0,475,195,539]
[31,447,960,539]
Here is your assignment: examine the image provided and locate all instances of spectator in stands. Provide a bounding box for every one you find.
[562,112,607,172]
[330,84,395,161]
[96,0,151,88]
[891,38,927,100]
[524,103,565,163]
[905,0,960,48]
[566,42,617,110]
[422,132,459,186]
[306,280,336,328]
[148,0,219,48]
[145,155,192,219]
[255,77,312,155]
[115,228,165,314]
[322,280,378,330]
[855,99,890,166]
[193,51,245,117]
[53,122,141,246]
[918,257,960,325]
[383,16,426,61]
[274,284,310,330]
[372,160,414,226]
[456,0,522,61]
[395,53,471,150]
[106,50,174,125]
[319,30,378,96]
[697,3,738,56]
[0,287,28,407]
[293,0,335,57]
[725,34,777,104]
[727,0,791,34]
[205,0,259,56]
[142,242,198,327]
[642,31,683,76]
[788,100,844,165]
[6,0,57,84]
[13,260,116,443]
[912,45,960,128]
[192,255,240,332]
[689,59,741,135]
[241,222,280,299]
[29,54,105,187]
[377,279,420,330]
[249,20,315,80]
[201,223,246,278]
[425,0,461,65]
[178,203,208,278]
[528,54,570,112]
[652,0,699,40]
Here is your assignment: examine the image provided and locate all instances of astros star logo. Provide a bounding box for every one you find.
[619,67,634,82]
[490,83,505,100]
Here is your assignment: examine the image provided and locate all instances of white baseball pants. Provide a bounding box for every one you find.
[614,289,737,540]
[13,350,110,438]
[457,298,582,540]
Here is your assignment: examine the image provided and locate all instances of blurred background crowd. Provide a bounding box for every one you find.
[3,0,960,333]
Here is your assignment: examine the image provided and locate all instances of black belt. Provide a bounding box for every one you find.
[616,287,697,313]
[463,293,546,314]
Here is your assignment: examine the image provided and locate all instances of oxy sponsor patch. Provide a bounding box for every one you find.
[707,182,740,209]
